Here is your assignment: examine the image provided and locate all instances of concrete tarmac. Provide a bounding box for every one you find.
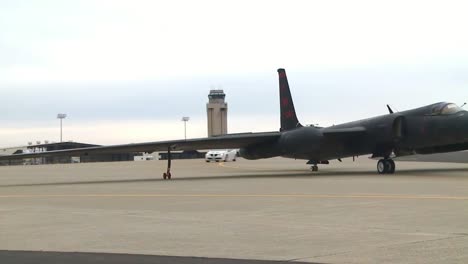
[0,157,467,263]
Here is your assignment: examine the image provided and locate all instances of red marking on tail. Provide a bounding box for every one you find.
[284,110,294,119]
[279,72,286,78]
[281,97,289,107]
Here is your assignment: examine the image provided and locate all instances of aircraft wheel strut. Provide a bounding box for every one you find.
[163,147,173,180]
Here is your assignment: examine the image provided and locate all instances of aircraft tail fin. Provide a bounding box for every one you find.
[278,68,302,131]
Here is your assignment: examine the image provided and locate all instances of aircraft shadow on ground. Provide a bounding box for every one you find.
[1,167,468,188]
[0,250,319,264]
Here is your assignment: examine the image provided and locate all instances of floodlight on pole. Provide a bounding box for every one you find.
[57,113,67,142]
[181,116,190,140]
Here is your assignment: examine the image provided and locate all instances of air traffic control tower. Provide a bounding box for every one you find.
[206,89,228,137]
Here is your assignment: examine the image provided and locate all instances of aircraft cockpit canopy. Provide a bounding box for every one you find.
[430,103,464,115]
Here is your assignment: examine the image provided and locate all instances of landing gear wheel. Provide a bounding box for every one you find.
[311,165,318,172]
[377,159,396,174]
[387,160,395,174]
[377,159,387,174]
[163,172,172,180]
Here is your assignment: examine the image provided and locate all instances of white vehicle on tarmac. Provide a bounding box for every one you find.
[205,149,238,162]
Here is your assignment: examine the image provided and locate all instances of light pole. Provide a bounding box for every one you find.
[181,116,190,140]
[57,113,67,142]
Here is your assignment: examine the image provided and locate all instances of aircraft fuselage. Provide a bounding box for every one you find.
[241,102,468,163]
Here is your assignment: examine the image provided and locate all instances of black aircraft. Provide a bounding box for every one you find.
[1,69,467,178]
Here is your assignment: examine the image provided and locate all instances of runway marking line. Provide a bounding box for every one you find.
[0,194,467,200]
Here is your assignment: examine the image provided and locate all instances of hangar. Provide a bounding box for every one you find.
[0,142,140,165]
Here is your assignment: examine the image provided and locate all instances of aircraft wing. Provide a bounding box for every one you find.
[0,132,281,161]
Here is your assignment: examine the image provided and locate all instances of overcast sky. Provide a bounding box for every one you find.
[1,0,468,147]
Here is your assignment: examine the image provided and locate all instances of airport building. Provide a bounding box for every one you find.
[0,142,140,166]
[206,89,228,137]
[0,146,28,165]
[1,89,232,165]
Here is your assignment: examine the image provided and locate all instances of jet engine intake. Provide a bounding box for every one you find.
[392,116,407,141]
